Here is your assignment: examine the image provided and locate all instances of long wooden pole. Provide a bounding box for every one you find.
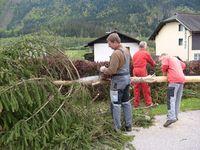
[0,75,199,116]
[53,76,100,85]
[131,76,200,83]
[53,75,200,85]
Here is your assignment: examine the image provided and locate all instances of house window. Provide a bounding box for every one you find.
[179,24,183,31]
[194,53,200,60]
[192,34,200,50]
[179,38,183,46]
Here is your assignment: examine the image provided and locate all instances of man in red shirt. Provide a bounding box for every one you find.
[159,53,186,127]
[132,41,155,108]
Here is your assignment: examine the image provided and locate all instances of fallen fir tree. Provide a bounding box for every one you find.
[0,37,133,149]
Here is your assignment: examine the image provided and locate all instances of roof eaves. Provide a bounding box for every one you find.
[176,18,192,31]
[116,31,140,43]
[85,31,140,46]
[85,33,109,47]
[149,21,166,40]
[149,18,189,40]
[192,31,200,33]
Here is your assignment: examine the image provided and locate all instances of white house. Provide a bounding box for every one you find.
[149,13,200,61]
[85,31,140,62]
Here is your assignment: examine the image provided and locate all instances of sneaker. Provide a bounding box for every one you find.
[125,126,132,132]
[163,120,177,127]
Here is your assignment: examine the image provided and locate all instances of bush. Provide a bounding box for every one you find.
[71,59,200,103]
[188,60,200,75]
[84,52,94,61]
[73,60,109,77]
[38,53,200,103]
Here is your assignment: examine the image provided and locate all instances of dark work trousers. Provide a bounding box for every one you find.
[110,85,132,130]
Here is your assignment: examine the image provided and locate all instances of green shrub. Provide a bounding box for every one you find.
[71,59,200,103]
[0,37,132,149]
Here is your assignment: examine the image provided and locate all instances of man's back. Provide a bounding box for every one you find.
[133,49,155,69]
[161,56,186,83]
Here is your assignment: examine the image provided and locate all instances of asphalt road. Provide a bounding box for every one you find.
[128,110,200,150]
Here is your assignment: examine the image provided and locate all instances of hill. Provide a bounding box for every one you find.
[0,0,200,38]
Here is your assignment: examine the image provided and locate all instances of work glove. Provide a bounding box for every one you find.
[100,66,107,72]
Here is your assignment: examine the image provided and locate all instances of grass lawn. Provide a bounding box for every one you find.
[65,49,91,60]
[149,98,200,116]
[133,98,200,127]
[94,98,200,128]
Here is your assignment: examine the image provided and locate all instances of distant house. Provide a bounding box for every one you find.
[149,13,200,61]
[85,31,140,62]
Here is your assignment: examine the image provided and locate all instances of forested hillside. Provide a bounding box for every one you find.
[0,0,200,38]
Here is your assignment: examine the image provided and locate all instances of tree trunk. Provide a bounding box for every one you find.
[53,75,200,86]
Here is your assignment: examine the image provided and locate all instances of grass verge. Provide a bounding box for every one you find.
[133,98,200,128]
[149,98,200,116]
[65,49,91,60]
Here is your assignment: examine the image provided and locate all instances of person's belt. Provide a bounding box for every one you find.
[112,72,130,76]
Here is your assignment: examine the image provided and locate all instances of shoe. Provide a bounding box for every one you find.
[163,120,177,127]
[125,126,132,132]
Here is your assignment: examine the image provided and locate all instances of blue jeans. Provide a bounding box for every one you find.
[110,85,133,130]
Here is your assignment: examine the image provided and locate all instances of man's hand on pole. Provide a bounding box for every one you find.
[100,66,107,72]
